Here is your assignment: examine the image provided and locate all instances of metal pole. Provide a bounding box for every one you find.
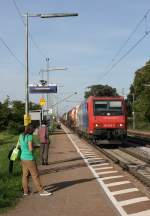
[25,13,29,115]
[132,93,135,130]
[56,94,59,120]
[46,58,50,116]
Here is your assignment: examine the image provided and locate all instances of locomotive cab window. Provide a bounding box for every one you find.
[109,101,121,110]
[94,100,123,116]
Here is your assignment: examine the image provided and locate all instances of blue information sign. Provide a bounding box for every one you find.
[29,84,57,94]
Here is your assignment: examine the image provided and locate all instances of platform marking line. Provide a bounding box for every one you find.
[83,155,95,157]
[80,148,92,150]
[119,197,149,207]
[88,159,105,163]
[111,188,139,196]
[83,151,95,153]
[83,155,96,157]
[63,126,130,216]
[96,170,118,175]
[128,209,150,216]
[106,181,131,187]
[87,157,103,160]
[94,166,113,170]
[91,163,110,167]
[63,126,150,216]
[84,157,99,159]
[83,152,95,154]
[100,175,124,180]
[84,156,98,158]
[84,154,96,157]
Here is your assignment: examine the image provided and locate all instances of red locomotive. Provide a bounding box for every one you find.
[63,96,127,144]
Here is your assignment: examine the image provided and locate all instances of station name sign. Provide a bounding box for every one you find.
[29,84,57,94]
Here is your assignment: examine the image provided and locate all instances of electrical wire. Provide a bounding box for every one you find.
[108,9,150,66]
[12,0,47,59]
[0,36,24,67]
[99,31,150,80]
[98,10,150,81]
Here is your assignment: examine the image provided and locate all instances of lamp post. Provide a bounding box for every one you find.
[24,12,78,126]
[132,93,135,130]
[46,58,50,115]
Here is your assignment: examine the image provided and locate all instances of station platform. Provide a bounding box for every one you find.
[4,125,150,216]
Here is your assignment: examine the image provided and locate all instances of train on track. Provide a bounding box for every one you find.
[61,96,127,144]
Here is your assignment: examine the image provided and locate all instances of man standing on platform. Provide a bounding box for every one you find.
[38,120,50,165]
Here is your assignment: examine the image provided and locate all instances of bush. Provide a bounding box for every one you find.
[0,132,22,213]
[7,121,24,134]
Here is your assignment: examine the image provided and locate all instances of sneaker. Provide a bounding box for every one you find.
[39,190,52,196]
[23,193,29,196]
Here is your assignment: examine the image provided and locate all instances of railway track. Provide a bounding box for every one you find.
[95,142,150,188]
[66,126,150,188]
[127,132,150,146]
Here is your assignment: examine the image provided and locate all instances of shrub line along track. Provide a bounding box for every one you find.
[94,135,150,188]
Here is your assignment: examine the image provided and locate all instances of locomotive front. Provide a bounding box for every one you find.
[87,96,127,143]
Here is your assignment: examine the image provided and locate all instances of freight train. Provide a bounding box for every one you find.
[62,96,127,144]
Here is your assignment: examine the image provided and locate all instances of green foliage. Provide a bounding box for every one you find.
[0,97,41,134]
[7,121,24,134]
[0,96,11,130]
[127,60,150,128]
[84,84,118,99]
[0,132,40,212]
[0,132,22,212]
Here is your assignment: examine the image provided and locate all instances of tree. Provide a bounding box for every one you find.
[127,60,150,127]
[0,96,11,130]
[0,97,42,133]
[84,84,118,99]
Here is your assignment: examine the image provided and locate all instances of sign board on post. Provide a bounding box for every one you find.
[39,97,46,106]
[24,114,31,126]
[29,84,57,94]
[29,111,41,121]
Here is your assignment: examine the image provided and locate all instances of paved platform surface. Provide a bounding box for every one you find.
[4,127,118,216]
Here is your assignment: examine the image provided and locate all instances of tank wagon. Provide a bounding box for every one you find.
[63,96,127,144]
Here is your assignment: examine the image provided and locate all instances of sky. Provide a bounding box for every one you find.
[0,0,150,115]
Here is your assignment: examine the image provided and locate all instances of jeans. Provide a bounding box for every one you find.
[40,143,49,164]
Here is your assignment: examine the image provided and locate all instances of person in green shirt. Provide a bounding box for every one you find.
[19,124,52,196]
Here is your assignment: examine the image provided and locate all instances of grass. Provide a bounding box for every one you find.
[0,131,22,213]
[0,131,40,214]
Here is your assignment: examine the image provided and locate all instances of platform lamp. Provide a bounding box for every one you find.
[23,12,78,126]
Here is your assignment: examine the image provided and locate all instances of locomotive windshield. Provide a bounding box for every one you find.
[94,100,123,116]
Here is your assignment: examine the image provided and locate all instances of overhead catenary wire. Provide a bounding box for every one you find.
[0,36,24,67]
[98,9,150,81]
[12,0,47,59]
[108,9,150,65]
[99,31,150,80]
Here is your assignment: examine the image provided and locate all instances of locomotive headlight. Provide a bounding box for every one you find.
[95,123,102,128]
[116,123,124,127]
